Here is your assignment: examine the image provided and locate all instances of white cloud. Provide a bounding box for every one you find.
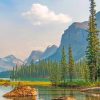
[22,3,72,25]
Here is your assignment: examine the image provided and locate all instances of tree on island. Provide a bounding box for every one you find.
[86,0,100,82]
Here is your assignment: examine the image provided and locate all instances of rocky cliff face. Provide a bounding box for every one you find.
[48,12,100,61]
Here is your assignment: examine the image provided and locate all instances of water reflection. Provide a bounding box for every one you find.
[0,86,100,100]
[5,96,37,100]
[85,95,100,100]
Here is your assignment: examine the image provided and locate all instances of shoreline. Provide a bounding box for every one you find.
[0,80,100,90]
[0,81,52,87]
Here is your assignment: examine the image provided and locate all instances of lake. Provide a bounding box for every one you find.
[0,86,100,100]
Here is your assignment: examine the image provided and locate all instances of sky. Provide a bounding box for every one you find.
[0,0,100,60]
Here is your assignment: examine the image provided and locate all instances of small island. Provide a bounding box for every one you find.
[3,86,38,98]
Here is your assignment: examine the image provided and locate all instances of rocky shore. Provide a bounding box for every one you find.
[3,86,38,97]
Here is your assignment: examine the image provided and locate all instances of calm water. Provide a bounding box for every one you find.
[0,86,100,100]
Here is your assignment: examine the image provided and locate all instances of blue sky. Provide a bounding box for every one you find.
[0,0,100,60]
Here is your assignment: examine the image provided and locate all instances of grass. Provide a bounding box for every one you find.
[0,80,52,86]
[17,78,49,82]
[59,81,100,88]
[0,79,100,88]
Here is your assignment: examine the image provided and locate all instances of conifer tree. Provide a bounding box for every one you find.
[68,46,74,82]
[86,0,100,82]
[61,46,67,86]
[49,62,61,86]
[11,67,15,80]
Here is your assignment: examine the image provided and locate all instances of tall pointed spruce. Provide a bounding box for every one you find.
[11,67,15,80]
[86,0,100,82]
[68,46,74,82]
[61,46,67,86]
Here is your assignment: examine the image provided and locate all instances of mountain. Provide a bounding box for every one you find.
[26,45,58,64]
[48,12,100,61]
[0,55,23,72]
[96,11,100,28]
[0,71,11,78]
[40,45,58,60]
[26,51,43,64]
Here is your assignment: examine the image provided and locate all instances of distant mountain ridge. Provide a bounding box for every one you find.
[40,45,58,60]
[0,45,58,71]
[25,45,58,64]
[25,51,43,64]
[0,55,23,72]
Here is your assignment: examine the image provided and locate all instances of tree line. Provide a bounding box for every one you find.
[10,46,99,85]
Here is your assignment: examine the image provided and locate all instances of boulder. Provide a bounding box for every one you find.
[3,86,38,97]
[52,96,76,100]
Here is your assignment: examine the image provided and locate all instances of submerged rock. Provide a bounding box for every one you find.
[52,96,76,100]
[3,86,38,97]
[81,87,100,92]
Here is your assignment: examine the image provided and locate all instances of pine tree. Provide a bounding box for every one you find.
[49,62,61,86]
[97,51,100,80]
[11,67,15,80]
[61,46,67,86]
[68,46,74,82]
[86,0,100,82]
